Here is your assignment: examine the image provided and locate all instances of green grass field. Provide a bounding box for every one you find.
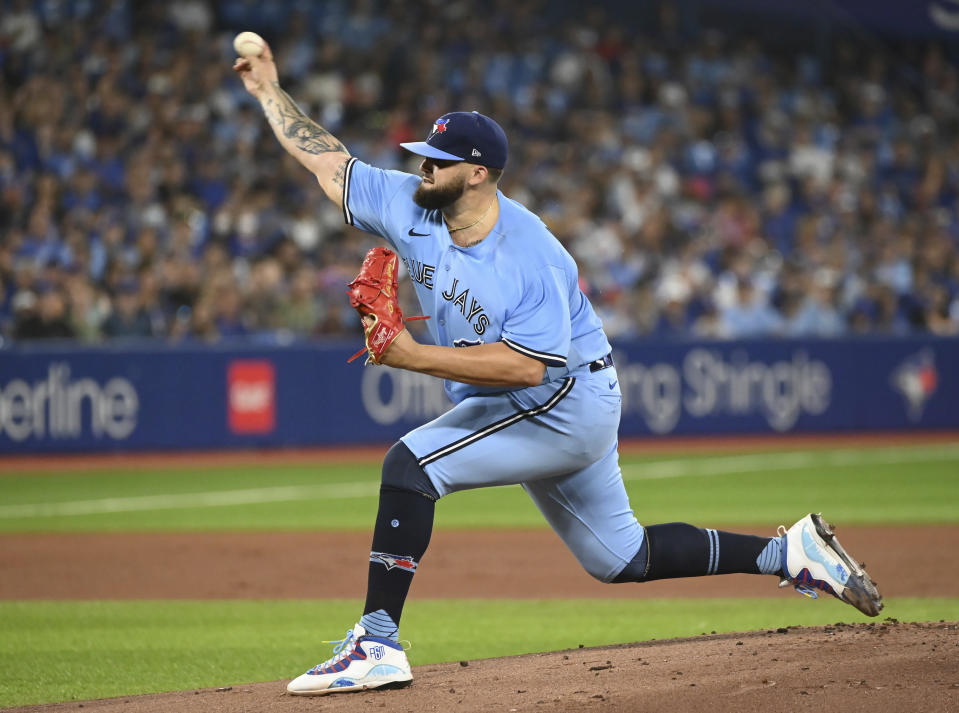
[1,441,957,707]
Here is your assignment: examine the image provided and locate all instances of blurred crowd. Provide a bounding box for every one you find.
[2,0,959,345]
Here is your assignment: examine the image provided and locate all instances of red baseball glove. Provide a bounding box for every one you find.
[346,247,428,364]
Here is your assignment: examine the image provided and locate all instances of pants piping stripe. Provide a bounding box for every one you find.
[417,378,575,468]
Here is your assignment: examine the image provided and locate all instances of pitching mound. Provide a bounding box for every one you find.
[5,621,956,713]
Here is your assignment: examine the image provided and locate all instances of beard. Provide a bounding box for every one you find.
[413,175,467,210]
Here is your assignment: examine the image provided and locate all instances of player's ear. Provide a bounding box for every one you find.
[467,164,488,186]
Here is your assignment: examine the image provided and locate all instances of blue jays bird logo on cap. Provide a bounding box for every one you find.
[429,118,450,138]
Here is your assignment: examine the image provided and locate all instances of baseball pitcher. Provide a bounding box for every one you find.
[233,39,882,697]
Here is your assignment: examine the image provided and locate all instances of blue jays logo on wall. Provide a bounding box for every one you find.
[890,348,939,421]
[428,118,449,138]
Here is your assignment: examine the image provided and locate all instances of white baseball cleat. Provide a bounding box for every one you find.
[287,623,413,696]
[778,513,883,617]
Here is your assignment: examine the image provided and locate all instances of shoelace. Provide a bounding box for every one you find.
[310,629,358,673]
[779,578,820,599]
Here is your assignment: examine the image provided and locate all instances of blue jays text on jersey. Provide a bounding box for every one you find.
[341,157,611,403]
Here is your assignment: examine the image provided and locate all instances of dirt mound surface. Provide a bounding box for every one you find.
[5,621,957,713]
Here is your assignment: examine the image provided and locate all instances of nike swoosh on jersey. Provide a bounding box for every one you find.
[408,228,430,236]
[608,380,618,390]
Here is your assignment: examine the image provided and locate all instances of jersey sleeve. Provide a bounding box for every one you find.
[500,265,571,368]
[341,158,420,245]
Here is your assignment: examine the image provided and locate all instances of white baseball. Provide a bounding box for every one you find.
[233,31,266,58]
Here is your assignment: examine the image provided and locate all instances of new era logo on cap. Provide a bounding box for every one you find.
[400,111,508,169]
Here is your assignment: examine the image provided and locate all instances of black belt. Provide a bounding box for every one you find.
[588,352,614,373]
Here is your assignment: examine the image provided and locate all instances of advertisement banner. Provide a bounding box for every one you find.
[0,337,955,454]
[612,340,951,436]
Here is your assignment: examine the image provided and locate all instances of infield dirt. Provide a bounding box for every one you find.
[0,526,957,600]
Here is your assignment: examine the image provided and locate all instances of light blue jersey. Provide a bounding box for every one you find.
[342,157,642,582]
[343,158,611,403]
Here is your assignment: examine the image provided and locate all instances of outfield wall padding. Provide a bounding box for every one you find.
[0,337,955,453]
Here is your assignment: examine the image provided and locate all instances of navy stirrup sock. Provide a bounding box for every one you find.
[361,443,437,641]
[613,522,780,582]
[362,484,435,639]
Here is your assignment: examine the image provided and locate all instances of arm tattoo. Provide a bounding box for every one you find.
[331,157,348,187]
[263,81,348,155]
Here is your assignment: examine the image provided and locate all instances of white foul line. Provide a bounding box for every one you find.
[0,444,956,520]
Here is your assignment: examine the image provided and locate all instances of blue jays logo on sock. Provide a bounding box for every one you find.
[370,551,418,573]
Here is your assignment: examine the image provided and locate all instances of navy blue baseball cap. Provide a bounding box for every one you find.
[400,111,508,170]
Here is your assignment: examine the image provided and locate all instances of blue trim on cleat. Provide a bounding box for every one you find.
[778,514,883,616]
[801,529,849,585]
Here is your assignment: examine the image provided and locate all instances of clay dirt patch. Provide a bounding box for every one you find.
[1,526,956,600]
[3,622,957,713]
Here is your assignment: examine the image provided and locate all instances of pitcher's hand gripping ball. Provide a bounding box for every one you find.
[347,247,428,364]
